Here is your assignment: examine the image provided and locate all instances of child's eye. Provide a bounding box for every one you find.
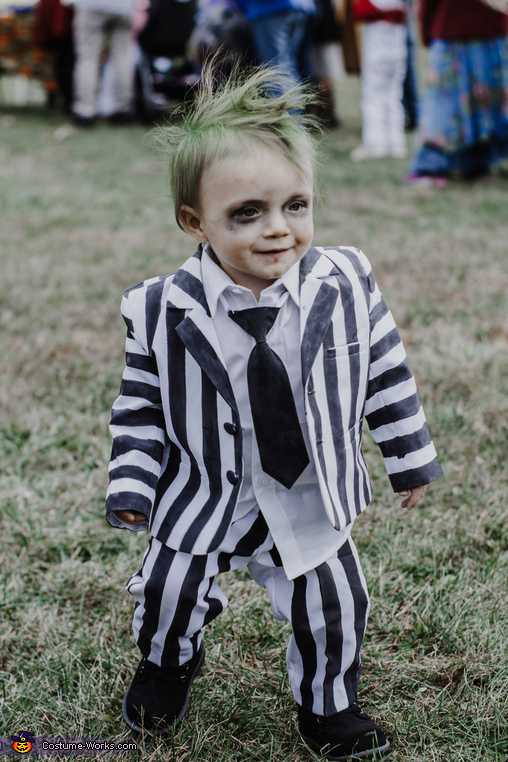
[288,200,307,212]
[237,207,259,219]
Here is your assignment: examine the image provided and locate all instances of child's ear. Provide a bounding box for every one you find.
[179,205,208,243]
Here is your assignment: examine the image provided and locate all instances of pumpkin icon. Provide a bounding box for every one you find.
[11,731,35,754]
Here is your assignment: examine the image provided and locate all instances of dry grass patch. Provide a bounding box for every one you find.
[1,78,507,761]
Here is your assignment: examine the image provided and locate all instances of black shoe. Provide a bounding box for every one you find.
[298,704,391,761]
[122,645,205,735]
[109,110,136,125]
[71,113,96,127]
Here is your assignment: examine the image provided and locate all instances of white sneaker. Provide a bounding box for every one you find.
[350,144,388,161]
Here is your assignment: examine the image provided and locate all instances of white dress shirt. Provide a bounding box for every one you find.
[201,246,351,579]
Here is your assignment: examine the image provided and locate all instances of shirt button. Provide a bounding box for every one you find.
[258,475,271,487]
[226,470,239,485]
[223,422,237,435]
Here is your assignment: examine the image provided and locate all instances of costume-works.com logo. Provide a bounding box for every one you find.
[11,732,35,753]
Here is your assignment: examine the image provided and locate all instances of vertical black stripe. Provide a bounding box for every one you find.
[160,554,210,667]
[145,278,166,354]
[180,374,222,551]
[292,575,317,710]
[315,562,344,716]
[166,308,190,453]
[323,323,344,437]
[323,323,351,525]
[334,247,372,303]
[350,433,363,519]
[301,282,339,388]
[307,374,326,480]
[155,461,202,543]
[340,548,369,706]
[137,540,176,659]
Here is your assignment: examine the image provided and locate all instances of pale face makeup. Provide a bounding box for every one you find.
[179,145,314,299]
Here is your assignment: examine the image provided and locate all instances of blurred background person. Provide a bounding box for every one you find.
[187,0,254,74]
[237,0,316,90]
[303,0,343,127]
[71,0,135,125]
[402,0,419,130]
[34,0,75,112]
[405,0,508,184]
[350,0,409,160]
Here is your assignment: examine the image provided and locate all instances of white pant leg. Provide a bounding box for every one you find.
[108,15,135,113]
[73,8,105,118]
[249,535,370,716]
[361,22,407,153]
[128,511,369,716]
[127,510,274,667]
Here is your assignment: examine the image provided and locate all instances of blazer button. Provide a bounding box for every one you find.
[223,422,237,435]
[226,470,239,485]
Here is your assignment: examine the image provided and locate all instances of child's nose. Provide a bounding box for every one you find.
[264,211,290,237]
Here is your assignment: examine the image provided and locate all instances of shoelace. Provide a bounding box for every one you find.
[137,659,193,684]
[316,704,366,724]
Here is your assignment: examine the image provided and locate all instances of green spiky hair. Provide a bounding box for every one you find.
[153,56,320,230]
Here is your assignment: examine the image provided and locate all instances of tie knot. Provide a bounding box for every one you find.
[229,307,280,343]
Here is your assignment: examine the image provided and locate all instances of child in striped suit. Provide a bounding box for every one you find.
[106,60,442,760]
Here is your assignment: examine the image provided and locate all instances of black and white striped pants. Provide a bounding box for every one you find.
[126,508,370,716]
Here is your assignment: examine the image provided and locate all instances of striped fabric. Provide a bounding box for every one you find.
[126,507,370,715]
[106,245,442,554]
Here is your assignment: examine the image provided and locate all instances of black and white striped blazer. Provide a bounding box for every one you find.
[106,245,442,554]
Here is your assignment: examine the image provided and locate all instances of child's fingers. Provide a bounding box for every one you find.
[399,485,427,510]
[114,509,147,525]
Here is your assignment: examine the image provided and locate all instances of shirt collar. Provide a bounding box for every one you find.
[280,256,301,308]
[201,245,238,318]
[201,243,301,316]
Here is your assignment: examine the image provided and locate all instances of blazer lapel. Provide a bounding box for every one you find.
[167,249,237,413]
[176,312,237,413]
[299,247,341,387]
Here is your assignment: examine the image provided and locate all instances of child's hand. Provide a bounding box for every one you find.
[398,485,427,511]
[114,510,147,526]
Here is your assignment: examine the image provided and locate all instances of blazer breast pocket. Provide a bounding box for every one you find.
[326,340,368,359]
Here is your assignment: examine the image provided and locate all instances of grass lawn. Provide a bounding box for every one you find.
[1,73,508,761]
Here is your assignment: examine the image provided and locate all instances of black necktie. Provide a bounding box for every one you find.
[229,306,309,489]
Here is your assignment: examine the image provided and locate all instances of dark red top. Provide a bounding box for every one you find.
[353,0,406,23]
[418,0,507,45]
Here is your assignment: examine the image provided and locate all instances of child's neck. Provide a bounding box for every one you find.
[208,247,274,301]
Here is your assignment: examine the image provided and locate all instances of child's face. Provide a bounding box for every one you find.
[179,145,314,297]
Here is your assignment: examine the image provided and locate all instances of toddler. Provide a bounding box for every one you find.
[106,61,442,761]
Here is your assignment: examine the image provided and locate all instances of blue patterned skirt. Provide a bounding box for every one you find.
[411,36,508,176]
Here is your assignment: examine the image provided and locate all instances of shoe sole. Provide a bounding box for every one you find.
[122,645,206,736]
[300,731,391,761]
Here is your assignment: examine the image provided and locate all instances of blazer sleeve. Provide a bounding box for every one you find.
[361,256,443,492]
[105,288,167,530]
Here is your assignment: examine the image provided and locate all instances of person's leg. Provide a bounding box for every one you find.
[72,8,104,119]
[251,538,391,758]
[127,536,228,668]
[250,10,310,90]
[357,23,390,156]
[383,23,408,157]
[250,536,369,715]
[128,508,272,667]
[108,13,135,116]
[402,16,419,130]
[123,509,274,733]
